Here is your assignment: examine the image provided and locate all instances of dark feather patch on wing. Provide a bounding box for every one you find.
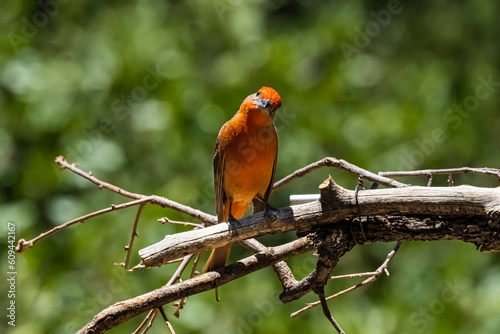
[214,139,227,223]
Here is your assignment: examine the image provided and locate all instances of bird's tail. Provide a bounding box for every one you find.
[204,201,248,274]
[204,244,232,273]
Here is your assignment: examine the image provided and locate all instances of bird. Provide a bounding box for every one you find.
[204,86,282,274]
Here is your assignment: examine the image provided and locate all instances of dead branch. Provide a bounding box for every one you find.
[379,167,500,180]
[78,178,500,333]
[315,286,345,334]
[54,156,218,224]
[118,203,145,269]
[15,197,151,253]
[291,241,402,317]
[139,179,500,267]
[17,156,500,333]
[76,237,313,334]
[273,157,408,191]
[20,156,313,327]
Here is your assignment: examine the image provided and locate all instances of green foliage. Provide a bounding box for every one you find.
[1,0,500,333]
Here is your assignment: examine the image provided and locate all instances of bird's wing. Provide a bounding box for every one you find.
[213,137,227,223]
[253,126,278,214]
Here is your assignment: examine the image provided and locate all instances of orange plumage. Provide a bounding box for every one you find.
[204,87,282,273]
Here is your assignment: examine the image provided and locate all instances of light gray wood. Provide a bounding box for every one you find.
[139,178,500,267]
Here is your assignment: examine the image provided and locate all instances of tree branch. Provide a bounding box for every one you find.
[23,156,303,321]
[76,237,313,334]
[315,285,345,334]
[273,157,408,191]
[379,167,500,181]
[16,197,151,253]
[78,178,500,333]
[20,157,500,333]
[291,241,402,317]
[55,156,217,225]
[138,179,500,267]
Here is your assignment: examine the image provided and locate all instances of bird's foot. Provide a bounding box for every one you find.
[228,213,240,226]
[264,204,280,222]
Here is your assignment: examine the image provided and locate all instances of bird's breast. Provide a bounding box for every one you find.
[222,124,278,201]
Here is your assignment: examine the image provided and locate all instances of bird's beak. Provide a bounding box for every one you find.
[257,98,271,110]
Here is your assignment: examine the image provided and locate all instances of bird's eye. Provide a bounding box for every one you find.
[255,91,261,98]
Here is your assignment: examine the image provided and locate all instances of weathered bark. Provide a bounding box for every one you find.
[78,178,500,333]
[139,179,500,267]
[76,238,314,334]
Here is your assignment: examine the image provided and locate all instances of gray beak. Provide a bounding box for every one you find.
[257,98,271,109]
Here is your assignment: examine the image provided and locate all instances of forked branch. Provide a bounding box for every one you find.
[76,238,313,334]
[138,179,500,267]
[16,156,500,334]
[78,178,500,333]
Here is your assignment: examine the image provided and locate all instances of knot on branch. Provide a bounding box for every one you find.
[319,176,352,210]
[15,238,27,253]
[312,224,354,258]
[308,226,355,290]
[488,210,500,231]
[479,211,500,252]
[479,233,500,252]
[310,225,346,254]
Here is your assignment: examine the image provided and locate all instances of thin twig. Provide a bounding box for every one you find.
[273,157,407,191]
[117,204,145,269]
[292,242,402,317]
[379,167,500,181]
[427,174,433,187]
[55,155,143,199]
[329,271,380,280]
[158,217,204,228]
[16,197,151,253]
[315,286,345,334]
[55,156,217,225]
[174,253,200,318]
[133,254,194,332]
[189,253,201,279]
[18,156,218,253]
[166,255,194,286]
[133,309,157,334]
[158,306,176,334]
[165,258,186,265]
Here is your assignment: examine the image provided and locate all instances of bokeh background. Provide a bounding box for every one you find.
[2,0,500,333]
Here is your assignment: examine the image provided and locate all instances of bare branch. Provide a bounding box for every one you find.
[273,157,408,191]
[139,180,500,267]
[117,204,145,269]
[29,157,500,333]
[55,156,217,225]
[379,167,500,182]
[158,217,204,228]
[132,309,157,334]
[292,242,402,317]
[16,197,150,253]
[77,237,314,334]
[18,156,217,253]
[158,306,176,334]
[314,286,345,334]
[55,155,144,199]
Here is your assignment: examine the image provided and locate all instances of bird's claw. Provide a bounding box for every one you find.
[228,214,240,226]
[264,205,280,222]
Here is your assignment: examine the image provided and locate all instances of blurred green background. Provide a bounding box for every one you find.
[2,0,500,333]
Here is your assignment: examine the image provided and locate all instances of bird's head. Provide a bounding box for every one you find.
[253,86,281,115]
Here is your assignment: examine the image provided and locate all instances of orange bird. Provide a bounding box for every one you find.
[204,87,282,273]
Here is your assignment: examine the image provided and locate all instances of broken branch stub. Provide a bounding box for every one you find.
[138,178,500,268]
